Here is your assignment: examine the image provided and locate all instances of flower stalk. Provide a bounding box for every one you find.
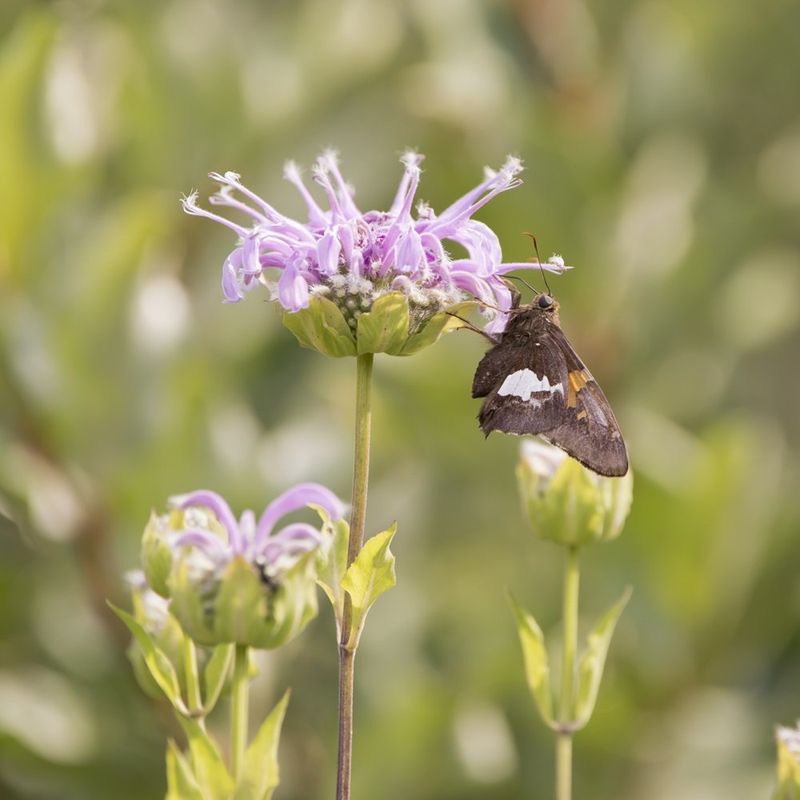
[337,352,374,800]
[231,644,250,782]
[557,545,580,800]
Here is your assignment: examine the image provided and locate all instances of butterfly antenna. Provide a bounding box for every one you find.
[523,231,551,295]
[506,274,539,294]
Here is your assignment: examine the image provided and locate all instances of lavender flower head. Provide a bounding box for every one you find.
[138,483,345,649]
[182,151,570,338]
[167,483,344,586]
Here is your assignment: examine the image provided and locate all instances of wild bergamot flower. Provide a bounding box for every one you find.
[183,151,570,356]
[140,484,344,649]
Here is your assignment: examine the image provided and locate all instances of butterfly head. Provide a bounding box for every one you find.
[534,292,557,313]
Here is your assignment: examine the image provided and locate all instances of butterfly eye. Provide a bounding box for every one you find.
[537,294,554,309]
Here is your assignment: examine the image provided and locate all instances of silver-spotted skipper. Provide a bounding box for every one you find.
[472,289,628,477]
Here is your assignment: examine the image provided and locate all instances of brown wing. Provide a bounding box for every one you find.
[474,324,628,477]
[541,327,628,477]
[474,329,571,436]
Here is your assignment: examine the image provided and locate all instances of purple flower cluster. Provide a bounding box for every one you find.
[166,483,344,585]
[183,151,570,333]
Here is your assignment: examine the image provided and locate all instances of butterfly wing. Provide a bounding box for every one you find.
[474,330,570,435]
[474,324,628,477]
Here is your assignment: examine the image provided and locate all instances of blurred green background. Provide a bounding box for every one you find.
[1,1,799,798]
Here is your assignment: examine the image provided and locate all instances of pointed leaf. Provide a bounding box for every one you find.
[315,510,350,635]
[341,524,397,650]
[509,594,555,727]
[166,740,205,800]
[574,587,632,728]
[203,644,233,715]
[108,602,188,715]
[179,716,234,800]
[234,691,291,800]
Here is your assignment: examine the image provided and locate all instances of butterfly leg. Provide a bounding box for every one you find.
[446,312,500,344]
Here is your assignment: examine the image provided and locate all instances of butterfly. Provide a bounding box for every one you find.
[472,289,628,477]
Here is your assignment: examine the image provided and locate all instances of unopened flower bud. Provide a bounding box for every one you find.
[516,440,633,547]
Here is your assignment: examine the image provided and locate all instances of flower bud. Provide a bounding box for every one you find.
[141,485,344,650]
[516,440,633,547]
[775,723,800,798]
[125,570,187,699]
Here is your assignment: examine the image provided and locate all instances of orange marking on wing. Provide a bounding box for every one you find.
[567,370,589,408]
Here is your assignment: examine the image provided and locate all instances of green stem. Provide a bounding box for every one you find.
[337,352,374,800]
[231,644,250,782]
[557,545,580,800]
[183,636,203,716]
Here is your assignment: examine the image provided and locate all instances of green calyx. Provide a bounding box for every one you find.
[516,454,633,546]
[282,292,473,357]
[169,554,319,650]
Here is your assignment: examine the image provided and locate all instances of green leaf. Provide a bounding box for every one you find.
[166,740,205,800]
[108,602,188,715]
[509,594,555,728]
[341,524,397,650]
[315,510,350,636]
[399,301,476,355]
[141,512,173,598]
[203,644,233,715]
[282,295,357,357]
[234,691,291,800]
[356,292,410,355]
[179,716,234,800]
[574,587,632,728]
[169,557,217,646]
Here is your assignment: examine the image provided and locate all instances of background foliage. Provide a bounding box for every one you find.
[1,1,799,797]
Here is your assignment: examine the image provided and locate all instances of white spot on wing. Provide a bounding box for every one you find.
[497,369,563,402]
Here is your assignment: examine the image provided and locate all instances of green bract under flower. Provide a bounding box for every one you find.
[282,292,474,357]
[516,440,633,546]
[170,553,318,650]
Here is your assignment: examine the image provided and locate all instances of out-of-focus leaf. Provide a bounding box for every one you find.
[234,691,290,800]
[509,593,555,728]
[178,716,234,800]
[166,740,204,800]
[203,644,233,715]
[574,587,632,728]
[109,602,188,715]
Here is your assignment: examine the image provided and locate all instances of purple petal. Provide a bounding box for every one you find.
[483,312,509,335]
[283,160,328,227]
[253,482,344,550]
[395,229,425,274]
[496,261,573,275]
[174,529,231,560]
[278,259,310,311]
[269,523,323,549]
[317,231,341,275]
[451,268,496,305]
[319,150,361,219]
[181,192,249,237]
[170,490,245,552]
[221,250,246,303]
